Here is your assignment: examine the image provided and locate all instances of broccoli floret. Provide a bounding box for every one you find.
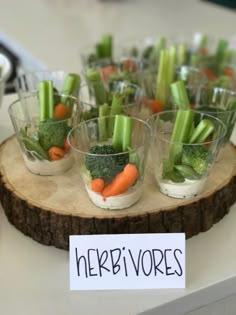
[182,145,209,175]
[38,118,70,151]
[85,144,129,184]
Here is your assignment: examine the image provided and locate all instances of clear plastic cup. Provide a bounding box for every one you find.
[8,92,81,175]
[148,110,226,199]
[68,115,151,209]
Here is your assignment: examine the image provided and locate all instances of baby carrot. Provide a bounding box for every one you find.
[100,65,117,81]
[54,103,69,119]
[91,178,105,193]
[202,68,216,81]
[224,67,233,77]
[148,99,164,113]
[48,146,65,161]
[102,163,138,198]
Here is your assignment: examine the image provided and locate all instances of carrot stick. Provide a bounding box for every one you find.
[202,68,216,81]
[48,146,65,161]
[99,65,117,81]
[148,99,164,113]
[102,163,138,198]
[91,178,105,193]
[54,103,69,119]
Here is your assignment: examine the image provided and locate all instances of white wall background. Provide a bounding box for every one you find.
[0,0,235,71]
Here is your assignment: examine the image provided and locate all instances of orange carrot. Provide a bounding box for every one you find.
[202,68,216,81]
[63,138,71,151]
[48,146,65,161]
[99,65,117,81]
[102,164,138,198]
[148,99,164,113]
[224,67,233,77]
[91,178,105,193]
[200,48,208,56]
[122,59,137,72]
[54,103,69,119]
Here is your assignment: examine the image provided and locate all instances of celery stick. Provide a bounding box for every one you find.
[112,115,132,152]
[0,65,2,77]
[86,69,107,105]
[169,110,194,164]
[199,34,207,49]
[167,46,177,87]
[189,119,215,143]
[156,49,168,105]
[215,39,228,64]
[177,44,187,66]
[174,164,200,180]
[108,94,123,136]
[171,80,190,110]
[98,103,110,141]
[122,116,132,151]
[112,115,124,151]
[39,80,54,121]
[48,80,54,119]
[96,43,104,58]
[61,73,80,106]
[101,34,113,59]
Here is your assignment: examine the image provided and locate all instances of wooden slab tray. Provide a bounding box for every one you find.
[0,136,236,250]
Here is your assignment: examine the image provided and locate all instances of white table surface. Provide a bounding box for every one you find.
[0,1,236,314]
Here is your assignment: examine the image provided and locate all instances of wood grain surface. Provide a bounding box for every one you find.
[0,136,235,250]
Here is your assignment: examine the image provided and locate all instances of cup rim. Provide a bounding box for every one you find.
[79,81,144,109]
[8,92,79,125]
[147,109,227,145]
[14,69,76,93]
[196,86,236,113]
[68,115,151,156]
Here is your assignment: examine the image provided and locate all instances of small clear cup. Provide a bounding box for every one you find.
[68,115,151,210]
[8,92,81,176]
[14,70,81,99]
[147,110,226,199]
[195,86,236,146]
[79,80,145,120]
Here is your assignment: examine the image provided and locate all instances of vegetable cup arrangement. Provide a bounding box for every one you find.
[140,47,206,114]
[81,34,114,67]
[68,114,151,209]
[8,73,81,176]
[148,80,226,199]
[80,69,145,121]
[195,85,236,146]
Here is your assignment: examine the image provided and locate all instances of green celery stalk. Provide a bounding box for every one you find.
[101,34,113,59]
[177,44,187,66]
[61,73,81,106]
[122,116,132,151]
[189,119,215,143]
[171,80,190,110]
[108,93,123,136]
[38,80,54,121]
[156,49,168,105]
[112,115,132,152]
[215,39,228,64]
[96,43,104,59]
[98,103,110,141]
[167,46,177,88]
[86,69,107,105]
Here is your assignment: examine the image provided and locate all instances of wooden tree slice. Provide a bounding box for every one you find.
[0,136,236,250]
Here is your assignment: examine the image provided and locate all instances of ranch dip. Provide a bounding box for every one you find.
[85,183,143,210]
[159,177,207,199]
[23,151,74,175]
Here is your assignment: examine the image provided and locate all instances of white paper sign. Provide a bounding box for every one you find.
[70,233,185,290]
